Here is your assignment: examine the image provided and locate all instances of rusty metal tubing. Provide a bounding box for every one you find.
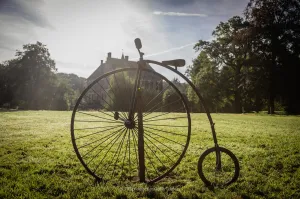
[144,60,218,145]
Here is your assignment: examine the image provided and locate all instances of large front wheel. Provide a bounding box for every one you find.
[71,67,191,184]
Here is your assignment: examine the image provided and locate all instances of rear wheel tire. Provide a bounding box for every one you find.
[198,147,239,187]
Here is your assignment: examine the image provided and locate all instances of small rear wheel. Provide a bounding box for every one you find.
[198,147,239,187]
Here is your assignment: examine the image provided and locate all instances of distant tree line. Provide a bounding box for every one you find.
[186,0,300,114]
[0,42,85,110]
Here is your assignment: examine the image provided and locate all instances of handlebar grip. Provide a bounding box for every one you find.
[134,38,142,50]
[162,59,185,67]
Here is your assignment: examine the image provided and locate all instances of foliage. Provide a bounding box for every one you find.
[0,61,15,106]
[97,71,162,112]
[162,78,188,112]
[245,0,300,114]
[106,72,135,111]
[0,42,86,110]
[55,73,86,110]
[192,16,250,113]
[186,51,230,113]
[186,0,300,114]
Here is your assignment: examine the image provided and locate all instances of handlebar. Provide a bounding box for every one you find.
[134,38,186,67]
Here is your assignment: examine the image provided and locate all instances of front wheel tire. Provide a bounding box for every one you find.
[71,67,191,184]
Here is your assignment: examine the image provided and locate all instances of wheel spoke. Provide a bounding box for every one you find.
[100,128,129,178]
[122,71,131,119]
[133,129,160,177]
[131,128,139,171]
[84,127,125,163]
[113,73,121,92]
[91,88,112,110]
[142,131,175,164]
[143,126,186,137]
[77,111,114,121]
[120,129,130,178]
[143,107,185,120]
[105,77,117,100]
[142,71,155,103]
[142,99,163,116]
[112,72,127,119]
[143,116,187,122]
[91,87,126,120]
[142,70,164,105]
[111,128,129,177]
[74,124,123,130]
[142,130,168,169]
[96,81,117,108]
[105,76,127,120]
[76,125,123,140]
[142,130,180,155]
[144,129,185,147]
[143,124,188,128]
[80,92,123,119]
[81,127,124,158]
[75,120,121,123]
[93,127,127,174]
[143,98,181,118]
[128,126,131,179]
[144,85,170,109]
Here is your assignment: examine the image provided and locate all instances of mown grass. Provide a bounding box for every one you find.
[0,111,300,198]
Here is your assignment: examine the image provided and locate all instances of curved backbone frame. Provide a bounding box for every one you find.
[144,60,218,145]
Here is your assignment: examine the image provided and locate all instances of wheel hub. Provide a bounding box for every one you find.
[124,119,135,129]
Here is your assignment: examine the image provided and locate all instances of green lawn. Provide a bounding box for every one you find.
[0,111,300,198]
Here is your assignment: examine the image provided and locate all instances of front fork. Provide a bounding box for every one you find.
[137,90,145,182]
[128,61,146,182]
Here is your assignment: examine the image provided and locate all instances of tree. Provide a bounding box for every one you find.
[12,41,57,109]
[49,81,73,110]
[193,16,250,113]
[0,61,14,106]
[0,42,89,110]
[245,0,300,114]
[56,73,86,108]
[161,78,187,112]
[186,51,230,112]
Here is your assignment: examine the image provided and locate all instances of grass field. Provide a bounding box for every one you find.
[0,111,300,198]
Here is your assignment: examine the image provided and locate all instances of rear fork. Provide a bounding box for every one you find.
[211,122,222,171]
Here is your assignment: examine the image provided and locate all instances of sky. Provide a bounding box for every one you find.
[0,0,249,79]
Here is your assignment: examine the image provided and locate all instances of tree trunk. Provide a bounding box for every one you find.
[268,33,276,114]
[268,91,275,114]
[234,65,242,113]
[234,90,242,113]
[254,93,261,113]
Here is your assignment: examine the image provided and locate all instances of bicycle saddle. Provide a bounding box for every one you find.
[162,59,185,67]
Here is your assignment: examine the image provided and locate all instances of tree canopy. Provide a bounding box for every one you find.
[187,0,300,114]
[0,42,86,110]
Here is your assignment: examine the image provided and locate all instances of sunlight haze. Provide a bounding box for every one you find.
[0,0,248,78]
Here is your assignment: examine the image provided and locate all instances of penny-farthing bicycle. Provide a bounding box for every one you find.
[71,38,240,186]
